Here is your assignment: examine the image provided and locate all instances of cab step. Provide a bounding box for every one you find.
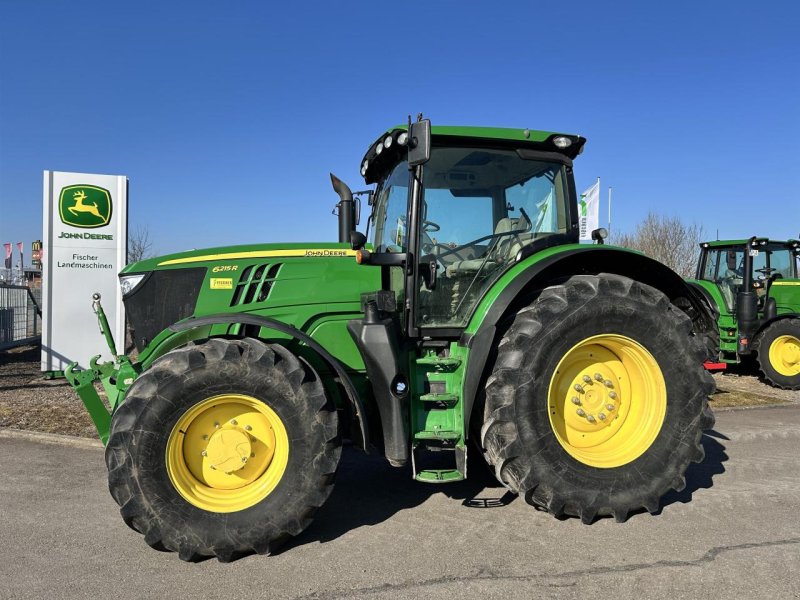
[415,355,462,371]
[415,469,464,483]
[419,392,459,407]
[411,441,467,483]
[413,430,460,441]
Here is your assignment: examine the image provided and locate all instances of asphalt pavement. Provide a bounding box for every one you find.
[2,405,800,599]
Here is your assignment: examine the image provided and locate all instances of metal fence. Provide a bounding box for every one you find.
[0,285,42,350]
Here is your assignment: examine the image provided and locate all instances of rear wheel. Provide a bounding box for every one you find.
[481,274,715,523]
[754,319,800,390]
[105,338,340,561]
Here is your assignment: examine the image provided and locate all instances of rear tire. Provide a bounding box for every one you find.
[754,319,800,390]
[481,274,715,523]
[105,337,340,561]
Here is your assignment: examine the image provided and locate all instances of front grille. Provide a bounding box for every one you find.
[124,268,206,351]
[230,263,282,307]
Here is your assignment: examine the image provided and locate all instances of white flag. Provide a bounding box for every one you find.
[578,180,600,241]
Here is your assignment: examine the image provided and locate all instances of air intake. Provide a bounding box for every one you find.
[230,263,282,306]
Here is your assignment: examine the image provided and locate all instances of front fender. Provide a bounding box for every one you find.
[132,314,371,452]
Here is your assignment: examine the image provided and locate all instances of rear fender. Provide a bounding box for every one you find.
[460,246,718,435]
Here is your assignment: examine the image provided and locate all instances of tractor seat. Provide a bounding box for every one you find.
[446,218,529,277]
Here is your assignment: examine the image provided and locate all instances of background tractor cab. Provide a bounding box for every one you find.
[689,237,800,389]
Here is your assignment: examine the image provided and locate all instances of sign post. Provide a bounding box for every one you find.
[42,171,128,371]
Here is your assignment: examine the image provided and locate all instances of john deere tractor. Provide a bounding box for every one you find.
[687,237,800,389]
[67,118,717,561]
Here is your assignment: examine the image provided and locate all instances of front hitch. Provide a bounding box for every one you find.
[65,293,137,444]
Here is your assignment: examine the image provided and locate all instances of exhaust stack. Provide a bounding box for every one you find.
[330,173,354,243]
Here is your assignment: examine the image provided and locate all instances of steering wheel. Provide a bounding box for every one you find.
[422,220,440,233]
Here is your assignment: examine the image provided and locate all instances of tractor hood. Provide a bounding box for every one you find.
[119,242,378,352]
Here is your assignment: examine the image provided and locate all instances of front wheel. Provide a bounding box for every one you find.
[105,338,341,561]
[754,319,800,390]
[481,274,715,523]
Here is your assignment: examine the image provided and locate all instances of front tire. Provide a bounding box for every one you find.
[754,319,800,390]
[105,337,340,561]
[481,274,715,523]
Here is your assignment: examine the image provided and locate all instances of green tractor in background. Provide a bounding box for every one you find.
[67,118,718,562]
[687,237,800,389]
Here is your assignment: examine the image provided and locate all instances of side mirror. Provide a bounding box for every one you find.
[408,119,431,166]
[591,227,608,245]
[350,231,367,250]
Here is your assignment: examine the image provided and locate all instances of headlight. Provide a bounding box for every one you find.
[120,273,146,296]
[552,136,572,149]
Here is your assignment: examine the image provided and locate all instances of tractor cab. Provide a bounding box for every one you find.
[352,120,584,337]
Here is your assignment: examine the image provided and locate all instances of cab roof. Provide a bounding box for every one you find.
[361,123,586,184]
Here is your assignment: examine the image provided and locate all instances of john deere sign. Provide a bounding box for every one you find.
[42,171,128,372]
[59,185,113,228]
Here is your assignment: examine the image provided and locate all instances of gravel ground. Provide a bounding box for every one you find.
[0,344,797,439]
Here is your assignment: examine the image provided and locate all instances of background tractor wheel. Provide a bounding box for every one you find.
[754,319,800,390]
[105,337,340,561]
[481,274,715,523]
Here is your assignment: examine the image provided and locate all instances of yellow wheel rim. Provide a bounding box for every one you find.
[166,394,289,513]
[769,334,800,377]
[547,334,667,469]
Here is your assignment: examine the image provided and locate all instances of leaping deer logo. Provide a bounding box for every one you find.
[68,190,103,219]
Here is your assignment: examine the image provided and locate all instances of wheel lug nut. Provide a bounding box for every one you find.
[250,452,255,458]
[571,396,581,405]
[202,434,208,440]
[604,380,614,388]
[214,422,220,429]
[586,414,596,423]
[241,457,247,463]
[582,375,592,383]
[245,425,252,431]
[594,373,604,381]
[201,450,207,457]
[606,404,615,411]
[609,391,618,399]
[576,408,586,417]
[574,384,584,393]
[230,419,238,426]
[598,413,606,421]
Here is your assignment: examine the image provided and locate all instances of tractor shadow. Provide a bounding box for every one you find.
[282,431,729,553]
[655,429,729,513]
[281,443,510,553]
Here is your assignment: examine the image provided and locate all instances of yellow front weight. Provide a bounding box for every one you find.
[548,334,667,468]
[166,394,289,513]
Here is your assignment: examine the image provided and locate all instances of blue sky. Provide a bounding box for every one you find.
[2,1,799,260]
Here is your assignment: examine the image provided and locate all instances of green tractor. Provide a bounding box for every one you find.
[687,237,800,389]
[67,118,718,561]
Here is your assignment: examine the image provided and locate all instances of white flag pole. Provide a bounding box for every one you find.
[608,186,612,236]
